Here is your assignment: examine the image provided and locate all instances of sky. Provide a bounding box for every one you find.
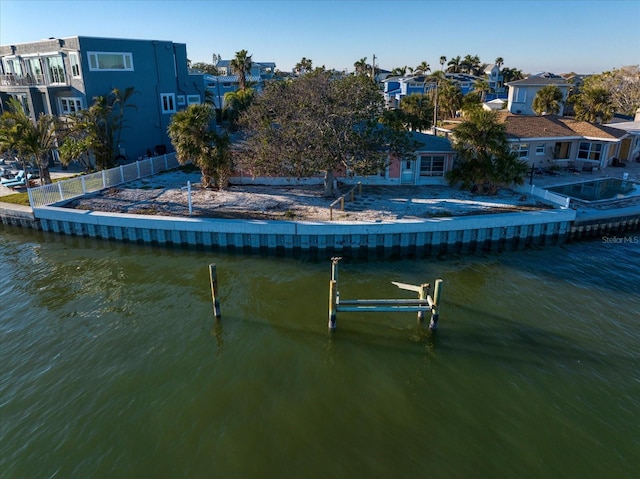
[1,0,639,75]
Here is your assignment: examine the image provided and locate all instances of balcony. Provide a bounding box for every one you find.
[0,73,69,88]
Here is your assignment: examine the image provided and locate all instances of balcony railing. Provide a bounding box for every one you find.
[0,73,69,87]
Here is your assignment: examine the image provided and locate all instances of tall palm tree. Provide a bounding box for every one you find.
[414,61,430,75]
[461,54,482,75]
[439,56,447,70]
[390,66,408,77]
[495,57,504,68]
[437,80,463,119]
[532,85,564,115]
[501,67,524,83]
[230,49,252,91]
[446,56,461,73]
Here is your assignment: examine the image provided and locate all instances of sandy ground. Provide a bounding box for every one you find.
[64,170,552,222]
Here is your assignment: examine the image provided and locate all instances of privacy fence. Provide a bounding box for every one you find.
[28,153,179,209]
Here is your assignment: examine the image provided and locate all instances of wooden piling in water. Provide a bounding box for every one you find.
[429,279,442,330]
[209,263,221,318]
[328,279,337,330]
[417,283,430,322]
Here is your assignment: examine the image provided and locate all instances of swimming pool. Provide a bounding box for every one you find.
[546,177,639,202]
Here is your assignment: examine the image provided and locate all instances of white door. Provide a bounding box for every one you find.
[401,160,415,184]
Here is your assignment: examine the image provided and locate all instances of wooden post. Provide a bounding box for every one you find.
[328,279,337,330]
[429,279,442,329]
[209,263,221,318]
[340,197,345,211]
[417,283,430,322]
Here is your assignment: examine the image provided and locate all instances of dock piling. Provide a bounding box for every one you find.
[429,279,443,330]
[209,263,221,318]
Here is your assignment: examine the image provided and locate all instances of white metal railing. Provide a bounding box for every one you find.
[27,153,179,208]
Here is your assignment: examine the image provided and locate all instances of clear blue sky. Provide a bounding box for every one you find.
[1,0,639,75]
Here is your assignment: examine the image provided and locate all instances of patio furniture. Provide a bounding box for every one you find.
[1,170,24,185]
[1,173,32,188]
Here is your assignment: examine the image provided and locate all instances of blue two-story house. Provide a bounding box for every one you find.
[0,36,208,161]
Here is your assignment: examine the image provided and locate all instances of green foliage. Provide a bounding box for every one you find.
[532,85,564,115]
[191,62,220,75]
[568,86,614,123]
[239,71,415,196]
[398,94,433,131]
[167,104,231,189]
[447,110,528,194]
[230,49,252,91]
[223,88,255,131]
[437,80,463,119]
[576,66,639,117]
[59,87,137,170]
[0,98,62,184]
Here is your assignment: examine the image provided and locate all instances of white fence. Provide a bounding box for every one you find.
[28,153,179,208]
[515,184,571,208]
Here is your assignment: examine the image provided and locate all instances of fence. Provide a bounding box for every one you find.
[28,153,179,209]
[515,184,571,209]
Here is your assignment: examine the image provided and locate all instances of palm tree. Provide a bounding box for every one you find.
[223,88,255,131]
[437,80,463,119]
[439,56,447,70]
[501,67,524,83]
[495,57,504,68]
[473,78,491,102]
[461,54,482,75]
[447,109,528,194]
[230,49,252,91]
[0,98,62,184]
[167,103,231,189]
[569,86,614,124]
[414,61,431,75]
[354,57,370,76]
[59,87,137,170]
[390,66,408,77]
[446,56,461,73]
[295,57,313,75]
[532,85,564,115]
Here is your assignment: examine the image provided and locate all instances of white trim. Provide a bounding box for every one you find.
[87,51,134,71]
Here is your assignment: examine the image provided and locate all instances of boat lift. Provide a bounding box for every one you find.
[328,257,443,331]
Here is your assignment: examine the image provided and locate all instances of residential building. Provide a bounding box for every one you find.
[0,36,208,161]
[496,112,633,169]
[505,74,570,116]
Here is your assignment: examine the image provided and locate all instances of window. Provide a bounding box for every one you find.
[87,52,134,71]
[60,97,83,114]
[45,56,65,83]
[510,143,529,158]
[578,142,602,161]
[10,94,30,115]
[187,95,201,105]
[69,52,81,77]
[2,57,22,75]
[514,87,526,103]
[536,144,546,155]
[419,155,445,177]
[176,95,186,106]
[161,93,176,113]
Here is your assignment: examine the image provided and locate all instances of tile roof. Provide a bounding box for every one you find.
[496,113,628,141]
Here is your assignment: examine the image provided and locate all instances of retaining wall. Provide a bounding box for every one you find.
[34,206,578,255]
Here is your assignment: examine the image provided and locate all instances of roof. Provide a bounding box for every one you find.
[409,132,454,152]
[505,76,568,87]
[496,113,628,141]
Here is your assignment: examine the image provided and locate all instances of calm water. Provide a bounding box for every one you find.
[548,177,639,202]
[1,225,639,478]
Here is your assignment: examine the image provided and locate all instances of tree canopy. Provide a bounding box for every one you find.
[238,70,415,196]
[230,49,252,91]
[398,94,433,131]
[447,110,528,194]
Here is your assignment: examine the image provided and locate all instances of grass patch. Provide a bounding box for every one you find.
[0,191,30,206]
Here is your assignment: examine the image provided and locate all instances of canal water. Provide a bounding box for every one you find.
[1,225,638,478]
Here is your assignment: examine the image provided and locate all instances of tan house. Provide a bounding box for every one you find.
[497,112,632,170]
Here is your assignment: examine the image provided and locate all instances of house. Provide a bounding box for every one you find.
[383,72,488,109]
[232,131,456,187]
[202,59,277,110]
[495,112,632,169]
[605,108,640,163]
[484,64,506,100]
[0,36,208,161]
[505,74,570,116]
